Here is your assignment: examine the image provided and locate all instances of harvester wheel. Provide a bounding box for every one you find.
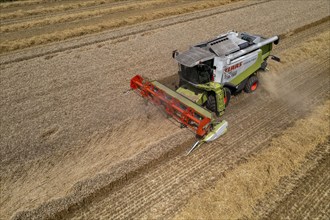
[206,94,217,113]
[244,75,259,93]
[224,87,231,107]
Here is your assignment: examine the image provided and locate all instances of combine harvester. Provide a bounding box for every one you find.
[130,31,280,154]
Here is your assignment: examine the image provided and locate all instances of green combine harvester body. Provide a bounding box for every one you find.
[130,31,280,154]
[173,31,280,116]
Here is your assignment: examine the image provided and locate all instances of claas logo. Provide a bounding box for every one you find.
[225,62,242,72]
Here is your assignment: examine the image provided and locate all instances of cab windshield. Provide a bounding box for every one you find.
[179,60,213,84]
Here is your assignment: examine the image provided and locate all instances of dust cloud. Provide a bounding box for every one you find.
[259,30,329,110]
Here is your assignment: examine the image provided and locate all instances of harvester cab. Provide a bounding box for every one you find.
[130,31,280,154]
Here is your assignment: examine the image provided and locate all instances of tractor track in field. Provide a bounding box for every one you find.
[11,18,330,219]
[0,0,137,25]
[0,0,266,65]
[1,0,329,219]
[1,0,202,40]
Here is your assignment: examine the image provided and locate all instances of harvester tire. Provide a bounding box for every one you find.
[244,75,258,93]
[206,94,217,113]
[224,87,231,107]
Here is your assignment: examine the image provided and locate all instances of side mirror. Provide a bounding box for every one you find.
[271,55,281,62]
[172,50,178,58]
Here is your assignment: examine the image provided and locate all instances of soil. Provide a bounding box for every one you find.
[0,0,329,219]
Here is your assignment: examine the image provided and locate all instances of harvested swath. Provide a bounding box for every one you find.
[0,0,51,9]
[175,100,330,220]
[0,1,99,9]
[253,142,330,219]
[0,0,239,53]
[0,0,177,33]
[0,0,108,20]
